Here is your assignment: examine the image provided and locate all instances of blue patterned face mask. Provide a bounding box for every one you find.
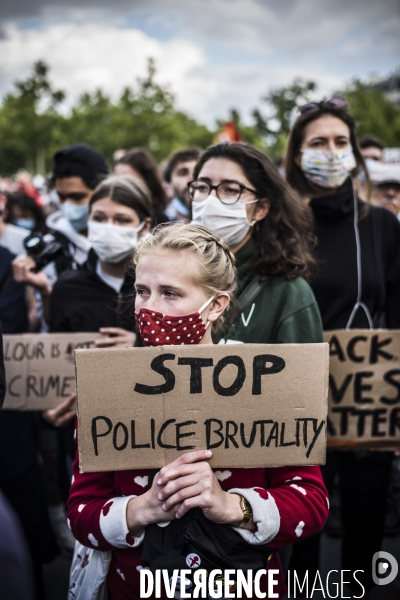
[60,201,90,231]
[300,147,356,189]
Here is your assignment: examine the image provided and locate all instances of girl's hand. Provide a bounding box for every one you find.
[156,450,244,524]
[126,471,181,536]
[42,393,77,427]
[95,327,136,348]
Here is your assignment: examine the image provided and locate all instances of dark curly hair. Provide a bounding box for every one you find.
[193,143,317,282]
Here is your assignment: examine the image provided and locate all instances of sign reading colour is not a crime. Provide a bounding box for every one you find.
[76,343,329,472]
[325,330,400,448]
[2,333,101,410]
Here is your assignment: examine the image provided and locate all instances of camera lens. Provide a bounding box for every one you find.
[24,232,46,256]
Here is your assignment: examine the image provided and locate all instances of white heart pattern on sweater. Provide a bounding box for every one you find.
[214,470,232,482]
[134,475,149,488]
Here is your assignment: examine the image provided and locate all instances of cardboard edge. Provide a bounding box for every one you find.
[74,349,83,474]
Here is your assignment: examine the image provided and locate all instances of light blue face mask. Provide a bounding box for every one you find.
[60,201,90,232]
[14,218,35,230]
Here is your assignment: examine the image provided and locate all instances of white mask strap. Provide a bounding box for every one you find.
[198,295,215,314]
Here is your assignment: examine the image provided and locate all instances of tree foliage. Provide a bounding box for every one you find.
[252,78,316,157]
[344,80,400,147]
[0,60,213,175]
[1,61,399,177]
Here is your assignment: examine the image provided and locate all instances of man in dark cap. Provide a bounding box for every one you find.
[12,144,109,305]
[46,143,109,268]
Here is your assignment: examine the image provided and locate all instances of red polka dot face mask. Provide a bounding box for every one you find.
[135,297,215,347]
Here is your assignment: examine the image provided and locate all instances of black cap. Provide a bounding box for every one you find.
[52,144,109,190]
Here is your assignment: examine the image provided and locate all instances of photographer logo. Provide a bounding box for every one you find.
[372,551,398,586]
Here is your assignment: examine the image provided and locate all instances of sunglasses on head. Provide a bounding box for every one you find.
[297,98,347,115]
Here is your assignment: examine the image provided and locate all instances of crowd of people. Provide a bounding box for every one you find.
[0,98,399,600]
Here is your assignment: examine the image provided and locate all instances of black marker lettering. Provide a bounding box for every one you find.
[177,358,213,393]
[265,422,279,447]
[204,418,224,449]
[252,354,285,395]
[328,335,345,362]
[44,376,60,397]
[329,374,353,403]
[51,343,61,358]
[8,375,21,397]
[61,376,75,397]
[354,371,374,403]
[157,419,176,449]
[371,409,387,437]
[389,408,400,436]
[347,336,367,363]
[131,420,151,449]
[92,416,112,456]
[370,335,393,364]
[26,375,40,397]
[306,419,325,458]
[225,421,239,448]
[279,422,296,447]
[176,420,197,451]
[213,356,246,396]
[381,369,400,404]
[134,354,176,395]
[330,407,355,436]
[113,422,129,451]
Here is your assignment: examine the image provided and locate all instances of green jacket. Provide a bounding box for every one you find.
[219,238,323,345]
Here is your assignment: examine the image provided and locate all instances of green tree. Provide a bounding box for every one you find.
[345,80,400,146]
[252,78,316,156]
[0,59,214,175]
[0,61,65,175]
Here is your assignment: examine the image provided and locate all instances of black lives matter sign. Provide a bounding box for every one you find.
[325,330,400,448]
[76,343,329,472]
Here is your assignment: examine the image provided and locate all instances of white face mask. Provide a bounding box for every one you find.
[300,147,356,189]
[191,195,256,248]
[88,221,145,263]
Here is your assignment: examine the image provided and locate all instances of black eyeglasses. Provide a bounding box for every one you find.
[297,98,347,115]
[188,180,258,205]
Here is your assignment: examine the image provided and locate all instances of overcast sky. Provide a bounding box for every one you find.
[0,0,399,125]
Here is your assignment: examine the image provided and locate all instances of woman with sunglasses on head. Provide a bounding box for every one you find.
[190,142,323,347]
[285,99,400,594]
[67,222,328,599]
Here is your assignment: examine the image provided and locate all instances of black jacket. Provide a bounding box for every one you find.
[0,324,5,409]
[310,187,400,330]
[50,249,136,333]
[0,246,28,334]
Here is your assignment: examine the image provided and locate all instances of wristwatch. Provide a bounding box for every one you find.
[236,494,253,528]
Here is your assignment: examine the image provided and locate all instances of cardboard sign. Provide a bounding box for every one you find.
[76,343,329,473]
[2,333,101,411]
[325,330,400,449]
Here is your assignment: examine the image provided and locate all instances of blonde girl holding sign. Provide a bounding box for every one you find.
[68,223,328,600]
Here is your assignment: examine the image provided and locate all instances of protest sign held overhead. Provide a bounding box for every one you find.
[2,333,101,411]
[325,330,400,449]
[76,343,329,472]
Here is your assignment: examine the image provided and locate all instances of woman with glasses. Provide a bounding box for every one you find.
[190,142,323,346]
[285,99,400,594]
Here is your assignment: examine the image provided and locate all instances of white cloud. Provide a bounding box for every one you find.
[0,23,205,108]
[0,20,347,126]
[0,0,398,126]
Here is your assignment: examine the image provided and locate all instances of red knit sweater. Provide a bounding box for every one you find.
[68,439,328,600]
